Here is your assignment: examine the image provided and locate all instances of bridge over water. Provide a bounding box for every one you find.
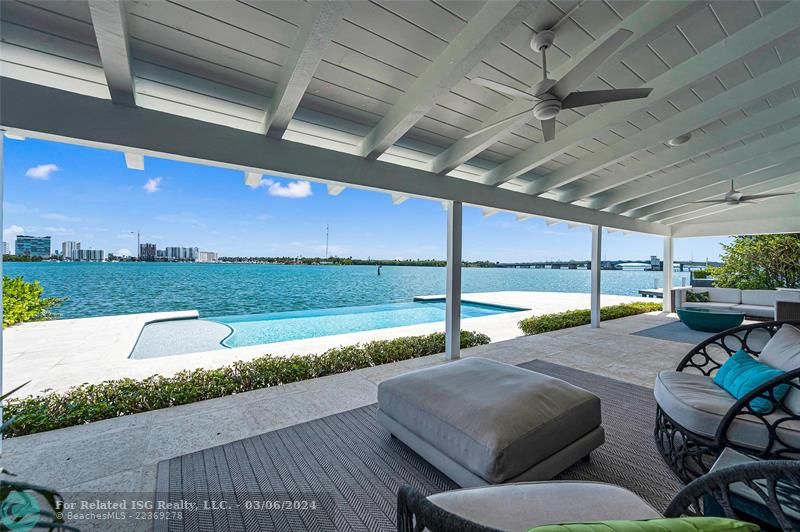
[495,260,721,271]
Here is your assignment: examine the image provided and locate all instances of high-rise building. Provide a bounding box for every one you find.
[165,246,199,261]
[2,241,9,255]
[74,249,105,262]
[62,241,81,261]
[139,242,157,262]
[15,235,51,257]
[197,251,218,263]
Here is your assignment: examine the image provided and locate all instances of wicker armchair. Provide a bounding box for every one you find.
[654,320,800,482]
[397,460,800,531]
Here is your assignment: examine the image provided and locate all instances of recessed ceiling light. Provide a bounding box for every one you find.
[667,133,692,147]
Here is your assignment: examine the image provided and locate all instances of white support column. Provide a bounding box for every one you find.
[663,236,674,312]
[590,225,602,328]
[445,200,462,360]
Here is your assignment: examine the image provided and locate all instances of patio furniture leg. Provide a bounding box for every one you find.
[654,406,718,483]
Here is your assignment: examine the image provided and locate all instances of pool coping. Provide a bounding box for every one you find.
[132,298,529,355]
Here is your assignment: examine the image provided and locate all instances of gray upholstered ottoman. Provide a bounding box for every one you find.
[377,357,604,487]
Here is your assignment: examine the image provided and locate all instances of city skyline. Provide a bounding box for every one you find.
[2,137,732,262]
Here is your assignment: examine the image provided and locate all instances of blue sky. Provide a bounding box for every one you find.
[2,137,730,261]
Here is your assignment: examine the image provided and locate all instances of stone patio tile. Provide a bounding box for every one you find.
[6,422,154,489]
[143,405,257,464]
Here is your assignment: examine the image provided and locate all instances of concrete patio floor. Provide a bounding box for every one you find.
[5,311,697,531]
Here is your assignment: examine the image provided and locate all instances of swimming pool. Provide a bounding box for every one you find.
[212,299,523,347]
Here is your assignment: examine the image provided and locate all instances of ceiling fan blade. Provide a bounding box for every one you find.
[550,28,633,100]
[471,78,538,101]
[739,192,797,201]
[689,199,728,204]
[463,108,534,139]
[561,88,653,109]
[530,78,557,96]
[541,118,556,142]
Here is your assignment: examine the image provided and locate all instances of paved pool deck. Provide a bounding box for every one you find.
[3,311,692,532]
[3,291,653,395]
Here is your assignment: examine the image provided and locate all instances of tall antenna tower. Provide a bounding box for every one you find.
[325,224,329,259]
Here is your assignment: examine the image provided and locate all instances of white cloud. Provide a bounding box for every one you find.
[41,212,80,223]
[3,224,24,243]
[115,248,132,257]
[249,178,313,199]
[143,177,163,193]
[26,163,60,180]
[30,226,70,235]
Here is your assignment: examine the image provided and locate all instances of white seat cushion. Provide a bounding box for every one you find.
[760,325,800,414]
[705,288,742,304]
[741,290,782,307]
[732,304,775,318]
[654,370,800,451]
[427,481,661,531]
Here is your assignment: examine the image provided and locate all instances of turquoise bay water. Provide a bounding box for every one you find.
[3,262,689,320]
[215,300,520,347]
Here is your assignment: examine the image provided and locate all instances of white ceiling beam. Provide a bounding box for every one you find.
[562,98,800,203]
[244,171,263,187]
[357,0,536,160]
[673,215,800,238]
[654,173,800,224]
[634,160,800,220]
[534,56,800,198]
[326,183,346,196]
[482,208,499,218]
[391,194,409,205]
[481,1,800,189]
[0,77,669,235]
[3,131,25,140]
[428,0,706,176]
[88,0,135,107]
[602,128,800,213]
[124,151,144,170]
[671,197,800,237]
[262,1,346,139]
[516,213,535,221]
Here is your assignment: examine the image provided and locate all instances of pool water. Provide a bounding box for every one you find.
[212,299,523,347]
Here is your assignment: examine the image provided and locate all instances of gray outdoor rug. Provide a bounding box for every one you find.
[632,320,716,344]
[154,360,682,531]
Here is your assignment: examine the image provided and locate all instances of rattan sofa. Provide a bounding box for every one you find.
[654,320,800,482]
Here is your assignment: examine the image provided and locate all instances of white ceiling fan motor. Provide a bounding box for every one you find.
[533,96,562,120]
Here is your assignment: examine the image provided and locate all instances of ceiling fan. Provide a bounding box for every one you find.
[690,180,797,205]
[467,28,653,142]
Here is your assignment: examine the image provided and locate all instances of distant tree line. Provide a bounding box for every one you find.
[217,256,499,268]
[2,254,43,262]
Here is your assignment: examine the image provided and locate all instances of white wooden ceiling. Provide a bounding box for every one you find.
[1,0,799,236]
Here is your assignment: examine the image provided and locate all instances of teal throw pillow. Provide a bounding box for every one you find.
[714,350,789,413]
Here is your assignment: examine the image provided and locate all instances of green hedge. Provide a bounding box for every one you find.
[3,330,490,437]
[3,275,64,328]
[518,302,663,335]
